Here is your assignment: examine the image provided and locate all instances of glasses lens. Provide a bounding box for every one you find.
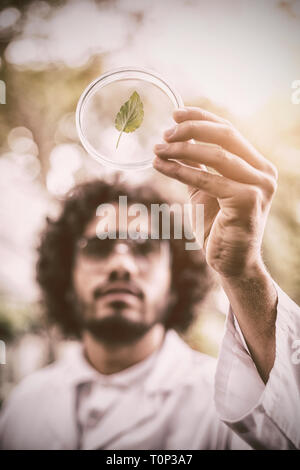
[131,237,161,256]
[77,235,167,259]
[78,237,113,258]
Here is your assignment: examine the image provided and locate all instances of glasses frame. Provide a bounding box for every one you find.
[76,234,170,260]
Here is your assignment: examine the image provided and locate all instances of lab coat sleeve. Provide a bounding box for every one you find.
[214,280,300,450]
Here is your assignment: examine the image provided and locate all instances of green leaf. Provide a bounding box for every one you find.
[115,91,144,149]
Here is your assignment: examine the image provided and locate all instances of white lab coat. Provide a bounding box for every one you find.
[0,281,299,450]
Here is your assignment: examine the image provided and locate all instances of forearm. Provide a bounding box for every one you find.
[219,260,278,383]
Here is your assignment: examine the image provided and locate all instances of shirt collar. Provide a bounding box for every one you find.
[59,329,193,393]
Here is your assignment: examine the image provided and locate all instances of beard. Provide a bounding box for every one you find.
[74,298,172,347]
[82,314,154,346]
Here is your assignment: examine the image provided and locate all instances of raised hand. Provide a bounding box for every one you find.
[153,107,278,278]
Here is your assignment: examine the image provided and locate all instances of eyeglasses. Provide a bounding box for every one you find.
[76,234,168,259]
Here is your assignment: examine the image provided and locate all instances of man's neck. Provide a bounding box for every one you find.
[82,323,166,375]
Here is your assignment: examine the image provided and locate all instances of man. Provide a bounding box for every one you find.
[0,107,299,450]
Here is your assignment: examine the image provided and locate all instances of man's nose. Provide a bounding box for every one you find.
[106,243,139,280]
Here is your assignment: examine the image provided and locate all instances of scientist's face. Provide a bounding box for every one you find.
[72,203,173,345]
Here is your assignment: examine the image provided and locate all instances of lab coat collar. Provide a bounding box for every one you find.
[60,328,194,393]
[56,329,196,449]
[41,329,202,449]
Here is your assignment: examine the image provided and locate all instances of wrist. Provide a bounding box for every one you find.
[219,258,278,340]
[218,257,271,289]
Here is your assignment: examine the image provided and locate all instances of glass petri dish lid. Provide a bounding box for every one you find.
[76,67,184,171]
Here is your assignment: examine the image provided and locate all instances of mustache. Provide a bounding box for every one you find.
[92,281,144,301]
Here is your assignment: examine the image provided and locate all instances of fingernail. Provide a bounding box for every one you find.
[153,157,164,168]
[174,107,187,117]
[164,126,176,139]
[154,143,169,152]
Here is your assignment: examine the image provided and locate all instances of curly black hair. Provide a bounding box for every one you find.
[36,178,213,338]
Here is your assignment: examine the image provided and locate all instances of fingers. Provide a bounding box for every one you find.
[174,107,230,126]
[170,108,278,179]
[153,156,241,199]
[154,141,266,186]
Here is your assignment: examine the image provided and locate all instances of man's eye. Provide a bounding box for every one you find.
[87,239,99,247]
[135,239,158,254]
[81,238,105,255]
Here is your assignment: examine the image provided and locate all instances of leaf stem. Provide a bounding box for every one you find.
[116,130,123,149]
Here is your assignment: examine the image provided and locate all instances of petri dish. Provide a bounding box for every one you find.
[76,67,184,171]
